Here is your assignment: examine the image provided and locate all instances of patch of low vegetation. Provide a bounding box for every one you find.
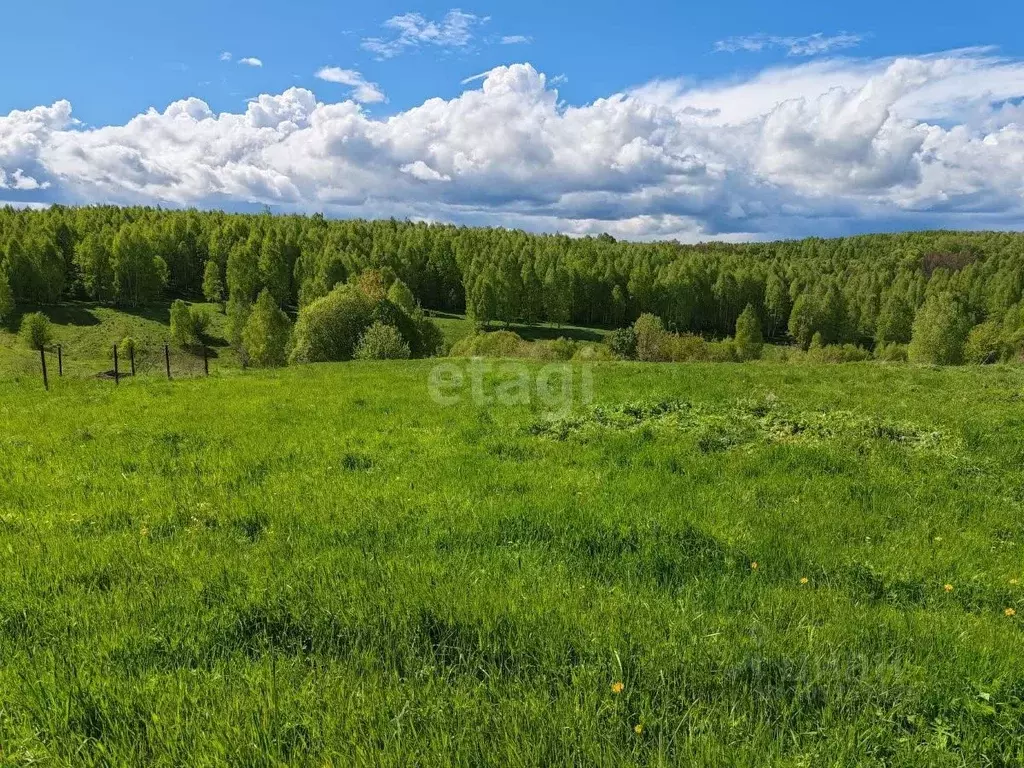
[529,395,950,453]
[450,329,612,361]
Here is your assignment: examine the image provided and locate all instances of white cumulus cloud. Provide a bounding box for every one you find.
[501,35,532,45]
[238,57,263,67]
[6,51,1024,241]
[315,67,386,104]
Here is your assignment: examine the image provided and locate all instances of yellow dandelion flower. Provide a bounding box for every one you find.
[944,584,953,593]
[800,577,809,585]
[1006,608,1017,617]
[750,562,758,571]
[1011,579,1019,586]
[634,724,643,735]
[611,681,624,694]
[140,526,150,538]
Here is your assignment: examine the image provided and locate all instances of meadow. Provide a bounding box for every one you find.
[1,360,1023,766]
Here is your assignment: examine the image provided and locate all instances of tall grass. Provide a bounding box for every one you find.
[0,361,1022,765]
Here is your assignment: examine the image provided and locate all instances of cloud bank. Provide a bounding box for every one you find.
[4,50,1024,241]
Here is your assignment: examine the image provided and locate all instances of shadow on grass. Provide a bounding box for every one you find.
[118,303,171,324]
[427,311,608,343]
[6,304,101,330]
[514,324,606,343]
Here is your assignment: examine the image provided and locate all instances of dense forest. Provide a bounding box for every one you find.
[1,205,1023,363]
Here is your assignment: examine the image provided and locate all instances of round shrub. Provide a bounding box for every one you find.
[120,336,139,359]
[289,284,374,364]
[908,294,971,365]
[19,312,53,350]
[633,314,668,362]
[963,321,1003,365]
[450,331,524,358]
[354,322,411,360]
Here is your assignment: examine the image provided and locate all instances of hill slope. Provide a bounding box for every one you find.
[0,301,235,379]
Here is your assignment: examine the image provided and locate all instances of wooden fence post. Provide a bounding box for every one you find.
[203,346,209,377]
[130,346,136,377]
[40,347,48,391]
[165,344,171,380]
[57,344,63,377]
[113,345,119,386]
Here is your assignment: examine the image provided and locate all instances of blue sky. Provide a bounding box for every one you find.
[5,0,1020,124]
[3,1,1024,240]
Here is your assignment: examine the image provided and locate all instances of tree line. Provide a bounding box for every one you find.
[1,205,1023,364]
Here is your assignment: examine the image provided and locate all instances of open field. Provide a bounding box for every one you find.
[1,361,1024,765]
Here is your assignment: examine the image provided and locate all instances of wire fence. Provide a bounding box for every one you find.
[13,343,222,390]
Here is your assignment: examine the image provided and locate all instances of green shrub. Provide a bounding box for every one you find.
[415,313,446,357]
[964,321,1003,365]
[450,331,524,358]
[707,340,739,363]
[545,337,578,361]
[242,290,292,368]
[354,322,411,360]
[734,304,764,361]
[19,312,53,350]
[289,284,374,364]
[387,279,417,314]
[665,333,710,362]
[875,342,909,363]
[170,300,210,348]
[908,294,971,365]
[120,336,139,360]
[634,314,668,362]
[607,327,637,360]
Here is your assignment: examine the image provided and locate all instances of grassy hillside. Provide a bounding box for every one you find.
[1,362,1023,764]
[0,302,237,380]
[0,303,608,383]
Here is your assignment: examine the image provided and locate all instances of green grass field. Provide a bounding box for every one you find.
[1,360,1023,765]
